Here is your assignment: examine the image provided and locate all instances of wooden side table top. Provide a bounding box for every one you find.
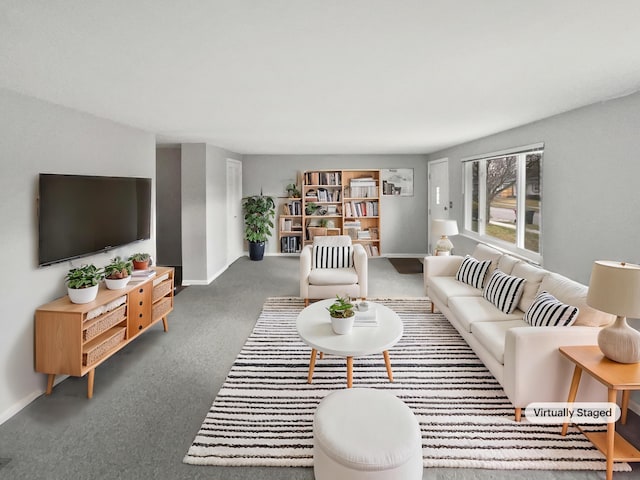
[559,345,640,390]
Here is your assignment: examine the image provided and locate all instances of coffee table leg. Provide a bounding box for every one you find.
[307,349,317,384]
[347,356,353,388]
[383,350,394,382]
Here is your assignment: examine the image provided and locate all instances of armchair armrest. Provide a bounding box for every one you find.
[299,245,313,299]
[423,255,464,294]
[353,244,368,298]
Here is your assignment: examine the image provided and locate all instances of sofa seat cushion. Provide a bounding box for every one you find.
[309,268,359,286]
[449,296,524,332]
[471,319,528,365]
[428,276,482,306]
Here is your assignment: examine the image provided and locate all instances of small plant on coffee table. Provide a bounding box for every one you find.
[327,295,355,318]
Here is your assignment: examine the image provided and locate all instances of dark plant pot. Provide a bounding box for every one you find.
[248,241,265,261]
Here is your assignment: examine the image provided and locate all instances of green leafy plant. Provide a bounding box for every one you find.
[104,256,133,279]
[128,253,150,262]
[242,194,276,243]
[65,264,104,289]
[327,295,355,318]
[285,183,301,198]
[305,202,320,215]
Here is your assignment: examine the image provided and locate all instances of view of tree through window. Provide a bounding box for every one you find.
[464,147,542,260]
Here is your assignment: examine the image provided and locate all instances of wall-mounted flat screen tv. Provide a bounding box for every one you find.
[38,173,152,266]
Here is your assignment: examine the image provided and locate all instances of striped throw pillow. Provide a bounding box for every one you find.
[524,291,579,327]
[482,269,526,314]
[312,245,354,269]
[455,255,491,289]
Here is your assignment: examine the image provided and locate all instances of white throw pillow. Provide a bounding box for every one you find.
[312,245,354,269]
[482,269,526,314]
[456,255,491,289]
[524,291,579,327]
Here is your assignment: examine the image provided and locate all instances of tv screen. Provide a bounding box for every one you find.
[38,174,152,266]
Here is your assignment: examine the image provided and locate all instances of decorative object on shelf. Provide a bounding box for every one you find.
[587,260,640,363]
[129,252,151,270]
[65,264,104,304]
[432,219,459,255]
[381,168,414,196]
[242,193,276,261]
[327,295,355,335]
[285,183,301,198]
[104,256,133,290]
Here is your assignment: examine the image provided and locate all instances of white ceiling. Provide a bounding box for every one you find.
[2,1,640,154]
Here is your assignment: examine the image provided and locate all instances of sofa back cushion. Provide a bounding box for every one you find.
[482,269,526,314]
[312,245,354,269]
[497,255,521,275]
[511,262,548,312]
[538,272,615,327]
[524,291,579,327]
[471,244,503,281]
[456,255,491,289]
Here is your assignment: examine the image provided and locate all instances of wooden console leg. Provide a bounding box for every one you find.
[162,316,169,332]
[383,350,394,382]
[46,374,55,395]
[514,407,522,422]
[307,349,317,384]
[87,369,95,399]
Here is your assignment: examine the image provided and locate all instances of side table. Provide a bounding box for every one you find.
[559,345,640,480]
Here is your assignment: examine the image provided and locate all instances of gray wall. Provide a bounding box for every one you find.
[242,154,429,256]
[156,147,182,267]
[181,143,243,284]
[427,90,640,285]
[0,88,156,424]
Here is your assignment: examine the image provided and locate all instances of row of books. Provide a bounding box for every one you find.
[306,188,342,203]
[280,217,302,232]
[344,201,379,218]
[347,177,379,198]
[363,244,381,257]
[281,236,302,253]
[304,171,342,186]
[282,200,302,216]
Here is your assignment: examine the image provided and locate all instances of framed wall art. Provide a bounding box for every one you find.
[381,168,414,196]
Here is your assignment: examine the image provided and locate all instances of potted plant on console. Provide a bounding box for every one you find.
[129,252,151,270]
[104,256,133,290]
[65,264,104,304]
[242,193,276,261]
[327,295,355,335]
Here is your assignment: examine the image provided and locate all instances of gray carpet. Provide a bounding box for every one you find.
[0,257,637,480]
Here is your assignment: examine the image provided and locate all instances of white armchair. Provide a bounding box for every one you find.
[300,235,368,306]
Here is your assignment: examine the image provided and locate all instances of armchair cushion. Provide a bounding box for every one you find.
[309,268,360,286]
[312,245,354,269]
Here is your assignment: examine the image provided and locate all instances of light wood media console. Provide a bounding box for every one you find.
[35,266,174,398]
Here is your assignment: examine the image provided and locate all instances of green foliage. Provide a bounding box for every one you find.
[104,256,133,279]
[327,295,355,318]
[65,264,104,289]
[242,195,276,243]
[285,183,301,198]
[129,252,150,262]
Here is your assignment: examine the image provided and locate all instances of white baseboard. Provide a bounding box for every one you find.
[182,264,229,286]
[0,375,68,426]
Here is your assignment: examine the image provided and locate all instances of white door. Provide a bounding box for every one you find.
[427,158,450,253]
[226,159,243,265]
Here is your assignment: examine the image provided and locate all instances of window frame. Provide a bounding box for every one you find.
[462,143,543,264]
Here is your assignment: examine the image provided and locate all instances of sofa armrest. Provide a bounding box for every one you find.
[353,244,368,298]
[299,245,313,298]
[503,326,602,407]
[423,255,464,294]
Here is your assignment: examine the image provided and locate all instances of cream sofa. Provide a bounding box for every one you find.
[424,243,614,421]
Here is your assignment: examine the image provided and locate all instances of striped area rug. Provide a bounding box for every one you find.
[184,297,631,472]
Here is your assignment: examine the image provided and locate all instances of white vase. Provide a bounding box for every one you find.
[598,316,640,364]
[105,276,131,290]
[331,315,355,335]
[67,284,99,304]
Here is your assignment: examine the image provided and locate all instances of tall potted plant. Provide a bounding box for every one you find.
[242,194,276,261]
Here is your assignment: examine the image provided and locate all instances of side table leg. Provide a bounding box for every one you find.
[383,350,394,382]
[561,366,583,436]
[307,349,317,384]
[606,388,616,480]
[346,356,353,388]
[46,374,55,395]
[87,369,95,399]
[621,390,630,424]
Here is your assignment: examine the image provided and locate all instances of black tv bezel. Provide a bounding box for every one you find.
[37,173,152,267]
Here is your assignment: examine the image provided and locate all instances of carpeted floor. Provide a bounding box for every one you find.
[184,297,630,473]
[389,257,424,274]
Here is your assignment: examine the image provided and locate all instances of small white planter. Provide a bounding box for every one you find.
[67,284,99,304]
[105,276,131,290]
[331,315,355,335]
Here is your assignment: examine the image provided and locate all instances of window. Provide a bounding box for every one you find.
[463,144,543,262]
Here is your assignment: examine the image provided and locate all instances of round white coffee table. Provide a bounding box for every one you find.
[296,299,403,388]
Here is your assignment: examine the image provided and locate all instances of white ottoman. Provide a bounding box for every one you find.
[313,388,423,480]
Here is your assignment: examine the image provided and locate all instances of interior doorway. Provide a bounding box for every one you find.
[427,158,450,254]
[226,159,243,265]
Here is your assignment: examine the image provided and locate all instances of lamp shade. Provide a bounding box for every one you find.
[587,261,640,318]
[431,219,458,237]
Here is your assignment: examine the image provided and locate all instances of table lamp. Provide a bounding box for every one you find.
[432,219,458,256]
[586,260,640,363]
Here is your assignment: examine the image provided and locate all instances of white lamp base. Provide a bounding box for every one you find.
[597,316,640,364]
[434,235,454,256]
